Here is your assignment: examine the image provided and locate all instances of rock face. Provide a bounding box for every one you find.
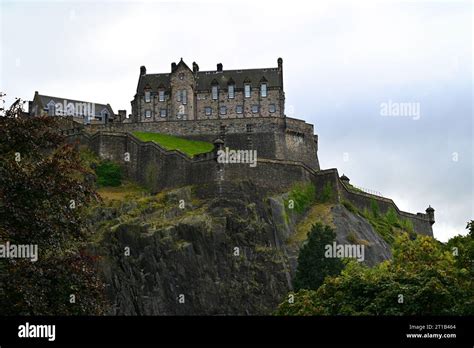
[331,205,392,266]
[98,183,291,315]
[93,182,392,315]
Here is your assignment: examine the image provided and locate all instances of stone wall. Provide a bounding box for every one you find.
[66,131,432,237]
[307,168,434,236]
[85,116,320,169]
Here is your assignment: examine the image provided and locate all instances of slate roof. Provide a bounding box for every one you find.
[137,67,282,93]
[35,93,115,117]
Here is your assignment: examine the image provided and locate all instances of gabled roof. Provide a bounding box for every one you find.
[136,65,282,93]
[34,93,115,117]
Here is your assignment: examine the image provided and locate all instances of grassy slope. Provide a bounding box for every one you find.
[132,131,214,157]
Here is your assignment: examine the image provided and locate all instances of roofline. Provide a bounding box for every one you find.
[141,66,279,77]
[35,93,114,112]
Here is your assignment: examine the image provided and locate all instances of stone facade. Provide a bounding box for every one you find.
[131,58,284,122]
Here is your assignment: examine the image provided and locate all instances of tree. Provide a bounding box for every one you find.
[0,103,107,315]
[293,223,344,291]
[277,233,474,315]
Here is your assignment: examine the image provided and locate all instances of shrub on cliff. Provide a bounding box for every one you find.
[96,160,122,187]
[293,223,344,291]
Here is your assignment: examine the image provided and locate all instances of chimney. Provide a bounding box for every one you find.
[140,66,146,76]
[277,57,283,72]
[193,62,199,73]
[217,63,223,72]
[118,110,126,122]
[171,62,177,72]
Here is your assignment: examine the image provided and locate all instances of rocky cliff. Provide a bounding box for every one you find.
[90,181,393,315]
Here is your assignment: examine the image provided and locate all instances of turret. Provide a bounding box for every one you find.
[426,205,435,225]
[340,174,350,186]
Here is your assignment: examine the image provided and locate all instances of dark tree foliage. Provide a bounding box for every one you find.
[293,223,344,291]
[0,105,107,315]
[277,229,474,316]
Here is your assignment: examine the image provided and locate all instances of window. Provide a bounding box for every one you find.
[220,106,227,115]
[160,109,167,117]
[260,83,267,97]
[145,110,151,118]
[145,91,151,103]
[246,124,253,133]
[176,90,187,104]
[269,104,276,113]
[228,85,235,99]
[252,105,259,114]
[159,90,165,102]
[236,105,243,114]
[212,86,218,100]
[205,107,212,116]
[47,101,56,116]
[244,84,251,98]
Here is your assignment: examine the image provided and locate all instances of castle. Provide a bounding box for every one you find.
[131,58,285,122]
[53,58,435,236]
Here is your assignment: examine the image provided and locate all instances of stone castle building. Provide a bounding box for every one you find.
[58,58,435,237]
[131,58,285,122]
[29,91,115,124]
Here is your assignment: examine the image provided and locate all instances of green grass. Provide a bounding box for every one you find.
[132,132,214,157]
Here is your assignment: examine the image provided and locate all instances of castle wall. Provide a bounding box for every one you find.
[307,169,434,236]
[86,116,320,170]
[66,131,431,237]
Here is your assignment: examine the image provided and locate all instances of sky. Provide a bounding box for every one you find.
[0,0,472,242]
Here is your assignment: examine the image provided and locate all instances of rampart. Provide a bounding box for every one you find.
[65,130,433,237]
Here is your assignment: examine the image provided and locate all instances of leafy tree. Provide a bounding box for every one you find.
[0,108,107,315]
[277,232,474,315]
[293,223,344,291]
[446,220,474,277]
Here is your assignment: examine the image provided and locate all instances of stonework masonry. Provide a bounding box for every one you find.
[65,131,434,237]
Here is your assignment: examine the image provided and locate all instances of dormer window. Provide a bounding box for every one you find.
[260,83,267,98]
[47,100,56,116]
[145,91,151,103]
[159,90,165,102]
[228,84,235,99]
[212,85,218,100]
[244,84,251,98]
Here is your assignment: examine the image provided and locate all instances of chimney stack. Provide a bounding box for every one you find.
[193,62,199,73]
[171,62,177,72]
[140,66,146,76]
[217,63,223,72]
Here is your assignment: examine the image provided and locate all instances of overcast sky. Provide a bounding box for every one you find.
[1,0,472,242]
